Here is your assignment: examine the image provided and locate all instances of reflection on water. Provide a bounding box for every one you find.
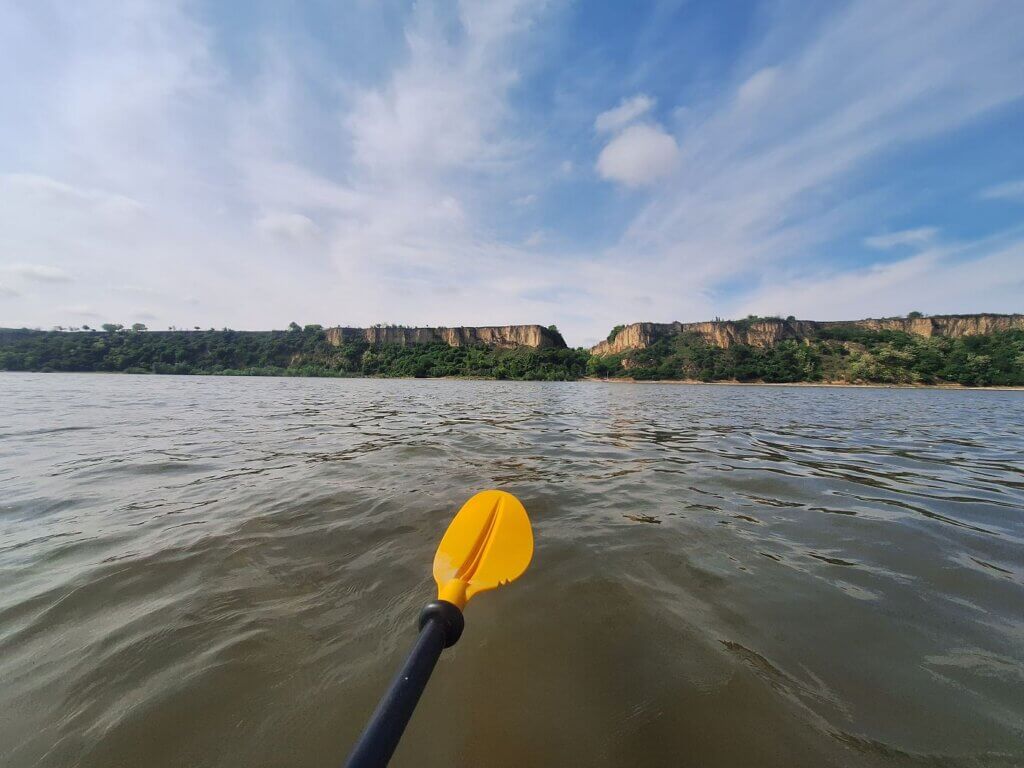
[1,373,1023,767]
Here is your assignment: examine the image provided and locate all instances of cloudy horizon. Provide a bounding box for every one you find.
[2,0,1023,347]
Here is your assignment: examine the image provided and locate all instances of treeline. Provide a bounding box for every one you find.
[0,327,589,381]
[3,326,1023,385]
[588,329,1024,386]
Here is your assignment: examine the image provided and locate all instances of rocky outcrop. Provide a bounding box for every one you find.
[591,314,1024,354]
[325,325,565,349]
[825,314,1024,338]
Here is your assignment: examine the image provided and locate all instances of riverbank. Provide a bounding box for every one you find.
[4,369,1023,390]
[582,377,1024,391]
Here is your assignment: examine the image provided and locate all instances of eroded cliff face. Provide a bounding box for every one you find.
[590,314,1024,354]
[590,320,817,354]
[325,325,564,349]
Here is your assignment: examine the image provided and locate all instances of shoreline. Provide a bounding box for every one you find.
[581,377,1024,391]
[3,370,1023,390]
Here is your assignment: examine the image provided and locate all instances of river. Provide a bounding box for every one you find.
[2,373,1022,767]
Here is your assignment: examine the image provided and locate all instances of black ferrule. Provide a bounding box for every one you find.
[418,600,464,647]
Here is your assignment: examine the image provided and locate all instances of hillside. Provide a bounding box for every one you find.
[591,314,1024,355]
[325,325,564,349]
[0,325,585,380]
[2,314,1023,386]
[588,314,1024,386]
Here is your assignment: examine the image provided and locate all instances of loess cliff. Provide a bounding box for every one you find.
[591,314,1024,354]
[325,324,565,349]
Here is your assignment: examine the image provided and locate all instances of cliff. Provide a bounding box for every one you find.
[325,324,565,349]
[590,314,1024,354]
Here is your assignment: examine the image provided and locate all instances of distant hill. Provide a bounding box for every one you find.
[0,325,583,380]
[587,314,1024,386]
[592,314,1024,355]
[2,315,1022,386]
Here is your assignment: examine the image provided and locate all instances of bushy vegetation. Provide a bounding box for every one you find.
[588,329,1024,386]
[606,324,625,343]
[4,325,1022,386]
[0,327,589,381]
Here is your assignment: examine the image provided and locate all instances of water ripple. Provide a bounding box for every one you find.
[1,374,1022,767]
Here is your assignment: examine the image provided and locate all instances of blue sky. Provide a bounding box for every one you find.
[1,0,1023,346]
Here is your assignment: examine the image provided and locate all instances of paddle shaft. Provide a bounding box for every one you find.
[344,601,464,768]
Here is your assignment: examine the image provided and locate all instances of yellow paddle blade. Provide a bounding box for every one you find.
[432,490,533,610]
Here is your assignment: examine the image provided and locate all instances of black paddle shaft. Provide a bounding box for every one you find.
[344,600,465,768]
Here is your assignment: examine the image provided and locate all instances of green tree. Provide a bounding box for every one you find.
[102,323,123,333]
[131,323,148,332]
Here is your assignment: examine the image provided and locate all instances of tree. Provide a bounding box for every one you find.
[288,322,302,332]
[82,325,91,330]
[907,311,924,319]
[102,323,123,333]
[131,323,148,332]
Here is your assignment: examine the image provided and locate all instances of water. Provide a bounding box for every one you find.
[2,373,1023,768]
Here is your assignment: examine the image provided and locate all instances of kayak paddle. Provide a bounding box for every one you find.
[344,489,534,768]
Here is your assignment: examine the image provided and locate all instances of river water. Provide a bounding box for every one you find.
[1,373,1023,767]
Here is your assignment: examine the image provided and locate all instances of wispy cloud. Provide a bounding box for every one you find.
[595,94,655,134]
[980,179,1024,202]
[736,67,779,106]
[256,212,321,242]
[1,1,1022,343]
[1,174,143,217]
[3,263,73,283]
[865,227,938,249]
[592,1,1024,328]
[737,237,1024,320]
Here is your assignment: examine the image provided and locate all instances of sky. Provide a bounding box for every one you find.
[1,0,1023,347]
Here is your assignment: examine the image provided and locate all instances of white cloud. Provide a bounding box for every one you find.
[592,1,1024,329]
[0,0,576,335]
[865,227,938,249]
[342,2,535,178]
[736,67,779,105]
[513,194,537,207]
[596,124,680,187]
[594,94,655,134]
[524,230,546,247]
[2,263,73,282]
[980,179,1024,202]
[256,212,321,241]
[1,1,1022,343]
[737,237,1024,321]
[1,173,143,218]
[0,284,21,299]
